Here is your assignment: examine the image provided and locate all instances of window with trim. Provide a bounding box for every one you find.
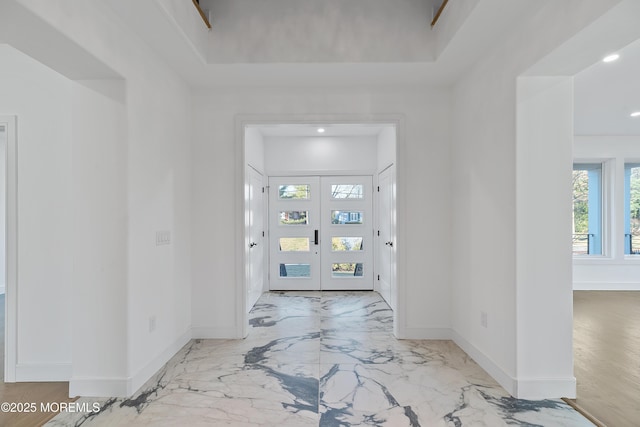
[624,163,640,255]
[573,163,603,255]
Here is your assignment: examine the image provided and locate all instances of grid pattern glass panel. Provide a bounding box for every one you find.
[279,238,310,252]
[278,184,310,200]
[331,210,364,224]
[331,263,363,277]
[279,264,311,278]
[279,211,308,225]
[331,237,363,251]
[331,185,364,199]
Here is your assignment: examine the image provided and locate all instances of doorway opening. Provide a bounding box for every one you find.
[240,120,399,336]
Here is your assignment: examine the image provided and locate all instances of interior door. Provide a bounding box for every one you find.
[247,166,265,311]
[321,176,373,290]
[378,166,396,310]
[269,177,321,290]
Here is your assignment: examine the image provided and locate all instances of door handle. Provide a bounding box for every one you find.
[385,241,393,247]
[314,230,319,245]
[249,242,258,248]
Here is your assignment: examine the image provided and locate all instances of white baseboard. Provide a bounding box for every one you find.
[70,330,192,398]
[451,330,518,396]
[128,329,192,395]
[191,326,241,339]
[574,281,640,291]
[399,327,452,340]
[0,285,5,295]
[15,363,72,382]
[516,377,576,400]
[69,376,130,398]
[451,330,576,399]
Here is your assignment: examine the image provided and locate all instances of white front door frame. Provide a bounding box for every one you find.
[1,116,18,382]
[235,114,405,339]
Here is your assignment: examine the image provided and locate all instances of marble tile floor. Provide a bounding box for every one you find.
[47,291,593,426]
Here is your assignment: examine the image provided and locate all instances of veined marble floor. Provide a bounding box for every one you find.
[47,292,592,426]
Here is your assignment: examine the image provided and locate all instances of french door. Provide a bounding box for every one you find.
[269,176,373,291]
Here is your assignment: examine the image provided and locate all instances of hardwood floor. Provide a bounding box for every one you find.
[0,382,75,427]
[0,294,75,427]
[573,291,640,427]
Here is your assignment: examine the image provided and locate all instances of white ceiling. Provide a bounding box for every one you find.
[104,0,537,89]
[102,1,640,137]
[574,37,640,136]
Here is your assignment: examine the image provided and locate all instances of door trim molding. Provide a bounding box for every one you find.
[235,114,405,339]
[1,116,18,382]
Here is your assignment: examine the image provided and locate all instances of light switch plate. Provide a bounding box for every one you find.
[156,231,171,245]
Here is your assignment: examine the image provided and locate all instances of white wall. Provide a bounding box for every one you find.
[573,136,640,290]
[2,1,193,396]
[450,0,624,399]
[377,127,395,172]
[433,0,478,58]
[245,128,265,173]
[0,45,73,379]
[516,77,575,398]
[192,87,451,339]
[125,50,192,395]
[265,136,377,174]
[71,79,128,393]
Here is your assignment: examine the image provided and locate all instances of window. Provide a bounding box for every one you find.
[279,264,311,278]
[279,211,308,225]
[624,163,640,255]
[331,210,364,224]
[331,184,364,199]
[573,163,603,255]
[331,263,363,278]
[278,184,310,199]
[331,237,363,251]
[279,238,310,252]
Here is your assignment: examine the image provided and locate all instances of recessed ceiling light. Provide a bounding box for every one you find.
[602,53,620,63]
[631,112,640,118]
[317,128,325,133]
